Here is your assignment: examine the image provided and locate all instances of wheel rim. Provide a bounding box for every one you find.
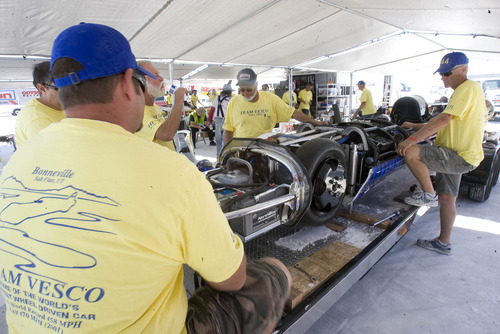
[311,157,346,213]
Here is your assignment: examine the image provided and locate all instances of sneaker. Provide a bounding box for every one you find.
[417,237,452,255]
[404,191,438,207]
[210,141,216,146]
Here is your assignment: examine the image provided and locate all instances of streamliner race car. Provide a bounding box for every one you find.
[204,97,500,242]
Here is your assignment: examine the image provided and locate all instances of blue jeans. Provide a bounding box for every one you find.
[213,117,225,158]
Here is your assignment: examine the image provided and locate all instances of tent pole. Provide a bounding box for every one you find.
[288,69,293,107]
[169,63,173,86]
[349,72,353,117]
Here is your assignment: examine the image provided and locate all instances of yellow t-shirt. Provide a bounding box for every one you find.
[14,98,66,147]
[435,80,487,166]
[360,88,376,115]
[224,91,295,138]
[135,104,175,151]
[190,95,199,108]
[282,91,297,105]
[0,118,244,334]
[298,89,313,111]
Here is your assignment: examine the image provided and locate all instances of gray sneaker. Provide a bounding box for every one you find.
[417,237,452,255]
[404,191,438,207]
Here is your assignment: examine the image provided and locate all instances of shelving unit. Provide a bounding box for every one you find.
[315,84,349,118]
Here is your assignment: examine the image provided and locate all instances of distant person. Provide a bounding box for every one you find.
[224,68,327,142]
[208,88,217,104]
[298,82,314,116]
[282,82,298,108]
[0,22,291,334]
[14,61,64,147]
[189,107,215,148]
[209,83,233,157]
[398,52,487,255]
[190,89,200,108]
[261,84,270,91]
[135,60,187,151]
[352,80,376,118]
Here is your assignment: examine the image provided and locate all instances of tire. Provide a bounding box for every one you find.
[295,138,347,226]
[296,122,315,133]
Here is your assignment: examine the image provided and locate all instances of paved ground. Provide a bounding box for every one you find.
[1,116,499,333]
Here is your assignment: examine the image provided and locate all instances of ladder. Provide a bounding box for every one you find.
[382,75,392,108]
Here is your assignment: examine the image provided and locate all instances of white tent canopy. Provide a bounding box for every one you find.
[0,0,499,89]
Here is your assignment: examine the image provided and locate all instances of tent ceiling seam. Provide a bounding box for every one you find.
[129,0,174,43]
[173,0,281,61]
[225,9,343,64]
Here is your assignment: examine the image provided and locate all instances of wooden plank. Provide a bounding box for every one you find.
[285,241,361,312]
[325,221,347,232]
[337,210,391,229]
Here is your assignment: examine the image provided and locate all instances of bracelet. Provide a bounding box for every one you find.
[409,136,418,143]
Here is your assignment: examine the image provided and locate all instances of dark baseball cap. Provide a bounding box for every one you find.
[434,52,469,74]
[357,80,365,85]
[50,22,156,87]
[236,68,257,86]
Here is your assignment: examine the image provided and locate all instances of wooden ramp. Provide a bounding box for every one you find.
[286,240,361,312]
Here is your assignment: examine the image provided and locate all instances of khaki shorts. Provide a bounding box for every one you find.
[419,145,476,196]
[186,258,290,334]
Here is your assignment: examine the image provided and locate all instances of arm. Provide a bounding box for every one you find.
[352,102,366,118]
[401,121,426,130]
[154,88,188,141]
[224,129,234,144]
[398,112,453,156]
[292,109,328,125]
[207,254,247,291]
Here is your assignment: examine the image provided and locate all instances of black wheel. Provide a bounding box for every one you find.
[295,138,347,226]
[296,122,315,133]
[491,152,500,187]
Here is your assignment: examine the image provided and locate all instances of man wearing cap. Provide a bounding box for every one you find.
[190,89,200,108]
[298,82,314,116]
[224,68,327,142]
[397,52,487,255]
[14,61,64,147]
[0,23,291,334]
[134,60,185,151]
[352,80,376,119]
[209,83,233,157]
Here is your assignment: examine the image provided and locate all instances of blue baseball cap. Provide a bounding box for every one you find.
[50,23,156,87]
[434,52,469,74]
[357,80,365,85]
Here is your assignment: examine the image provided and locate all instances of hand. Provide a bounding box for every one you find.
[401,121,415,129]
[397,138,414,157]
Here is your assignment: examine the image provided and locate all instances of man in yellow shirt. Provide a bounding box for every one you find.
[134,60,186,151]
[190,89,200,108]
[14,61,65,147]
[298,82,314,116]
[0,23,290,334]
[397,52,486,255]
[281,82,297,108]
[352,80,376,118]
[224,68,327,142]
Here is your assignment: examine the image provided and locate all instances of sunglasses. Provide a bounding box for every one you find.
[441,65,463,77]
[132,71,146,93]
[44,84,58,91]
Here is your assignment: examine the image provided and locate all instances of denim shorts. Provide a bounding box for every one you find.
[186,258,290,333]
[419,145,477,196]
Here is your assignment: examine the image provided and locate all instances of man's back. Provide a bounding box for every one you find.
[15,98,65,146]
[0,118,243,333]
[436,79,486,166]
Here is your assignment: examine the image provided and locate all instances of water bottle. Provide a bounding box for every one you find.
[168,85,177,105]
